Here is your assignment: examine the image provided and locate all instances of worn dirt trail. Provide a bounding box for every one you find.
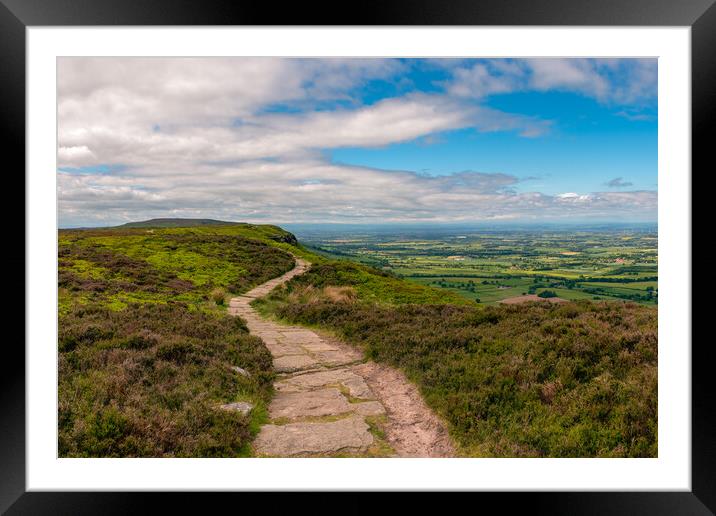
[228,257,455,458]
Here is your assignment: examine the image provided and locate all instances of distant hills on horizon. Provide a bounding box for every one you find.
[59,217,658,232]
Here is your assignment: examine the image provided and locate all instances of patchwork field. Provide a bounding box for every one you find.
[293,224,658,306]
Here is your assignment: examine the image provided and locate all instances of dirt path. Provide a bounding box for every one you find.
[228,257,455,458]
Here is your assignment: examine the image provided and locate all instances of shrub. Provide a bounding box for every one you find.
[58,303,275,457]
[261,283,657,458]
[322,286,357,303]
[211,287,226,305]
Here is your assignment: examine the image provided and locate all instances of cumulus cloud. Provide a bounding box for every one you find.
[58,89,550,169]
[447,62,523,98]
[447,58,657,106]
[57,57,656,226]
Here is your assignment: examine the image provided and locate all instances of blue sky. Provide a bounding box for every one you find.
[57,58,657,227]
[332,88,657,195]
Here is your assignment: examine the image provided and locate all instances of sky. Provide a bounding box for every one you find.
[57,58,657,227]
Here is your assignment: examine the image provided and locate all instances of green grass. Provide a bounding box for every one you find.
[58,224,298,457]
[303,228,658,306]
[414,276,535,304]
[59,226,297,313]
[256,264,658,457]
[59,303,273,457]
[275,260,473,306]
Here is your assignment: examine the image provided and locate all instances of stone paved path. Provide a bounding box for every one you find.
[228,257,454,458]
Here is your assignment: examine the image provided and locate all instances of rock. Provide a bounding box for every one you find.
[274,368,373,400]
[311,349,361,366]
[231,366,250,377]
[253,416,373,457]
[219,401,253,414]
[273,354,318,373]
[269,388,352,419]
[342,376,373,399]
[353,401,386,416]
[269,232,299,246]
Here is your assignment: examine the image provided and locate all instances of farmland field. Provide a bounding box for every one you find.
[286,224,658,306]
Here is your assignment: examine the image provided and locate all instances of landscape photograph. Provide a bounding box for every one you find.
[57,57,657,458]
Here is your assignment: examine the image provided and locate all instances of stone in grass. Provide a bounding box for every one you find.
[231,366,251,377]
[220,401,254,414]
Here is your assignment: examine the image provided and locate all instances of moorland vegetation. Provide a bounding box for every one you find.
[59,221,658,457]
[255,260,658,457]
[58,224,295,456]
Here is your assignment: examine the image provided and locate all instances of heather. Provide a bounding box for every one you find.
[59,304,273,457]
[256,261,658,457]
[58,225,296,457]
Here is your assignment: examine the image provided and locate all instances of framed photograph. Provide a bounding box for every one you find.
[6,0,712,513]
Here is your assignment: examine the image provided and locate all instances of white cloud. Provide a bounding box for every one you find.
[58,159,657,227]
[57,59,552,169]
[527,59,609,100]
[447,63,522,98]
[58,145,96,164]
[447,58,657,106]
[57,58,656,226]
[557,192,592,201]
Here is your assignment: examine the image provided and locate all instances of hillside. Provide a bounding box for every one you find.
[255,257,658,457]
[58,224,298,457]
[117,218,237,228]
[58,220,658,458]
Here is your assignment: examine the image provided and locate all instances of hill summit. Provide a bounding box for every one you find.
[117,218,238,228]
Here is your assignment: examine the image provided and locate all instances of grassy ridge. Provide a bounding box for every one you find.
[255,260,658,457]
[59,227,296,314]
[58,225,296,457]
[118,218,235,228]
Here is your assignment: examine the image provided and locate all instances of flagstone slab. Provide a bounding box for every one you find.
[265,343,306,357]
[274,368,354,389]
[273,368,374,400]
[253,416,373,457]
[311,350,362,365]
[342,376,373,399]
[353,401,386,417]
[273,354,319,373]
[269,388,353,419]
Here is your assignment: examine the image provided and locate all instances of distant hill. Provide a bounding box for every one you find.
[117,218,238,228]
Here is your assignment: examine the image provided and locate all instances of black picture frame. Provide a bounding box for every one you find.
[3,0,712,513]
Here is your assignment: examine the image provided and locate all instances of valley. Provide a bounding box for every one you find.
[290,224,658,306]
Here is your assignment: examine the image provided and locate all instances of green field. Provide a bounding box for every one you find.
[297,225,658,306]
